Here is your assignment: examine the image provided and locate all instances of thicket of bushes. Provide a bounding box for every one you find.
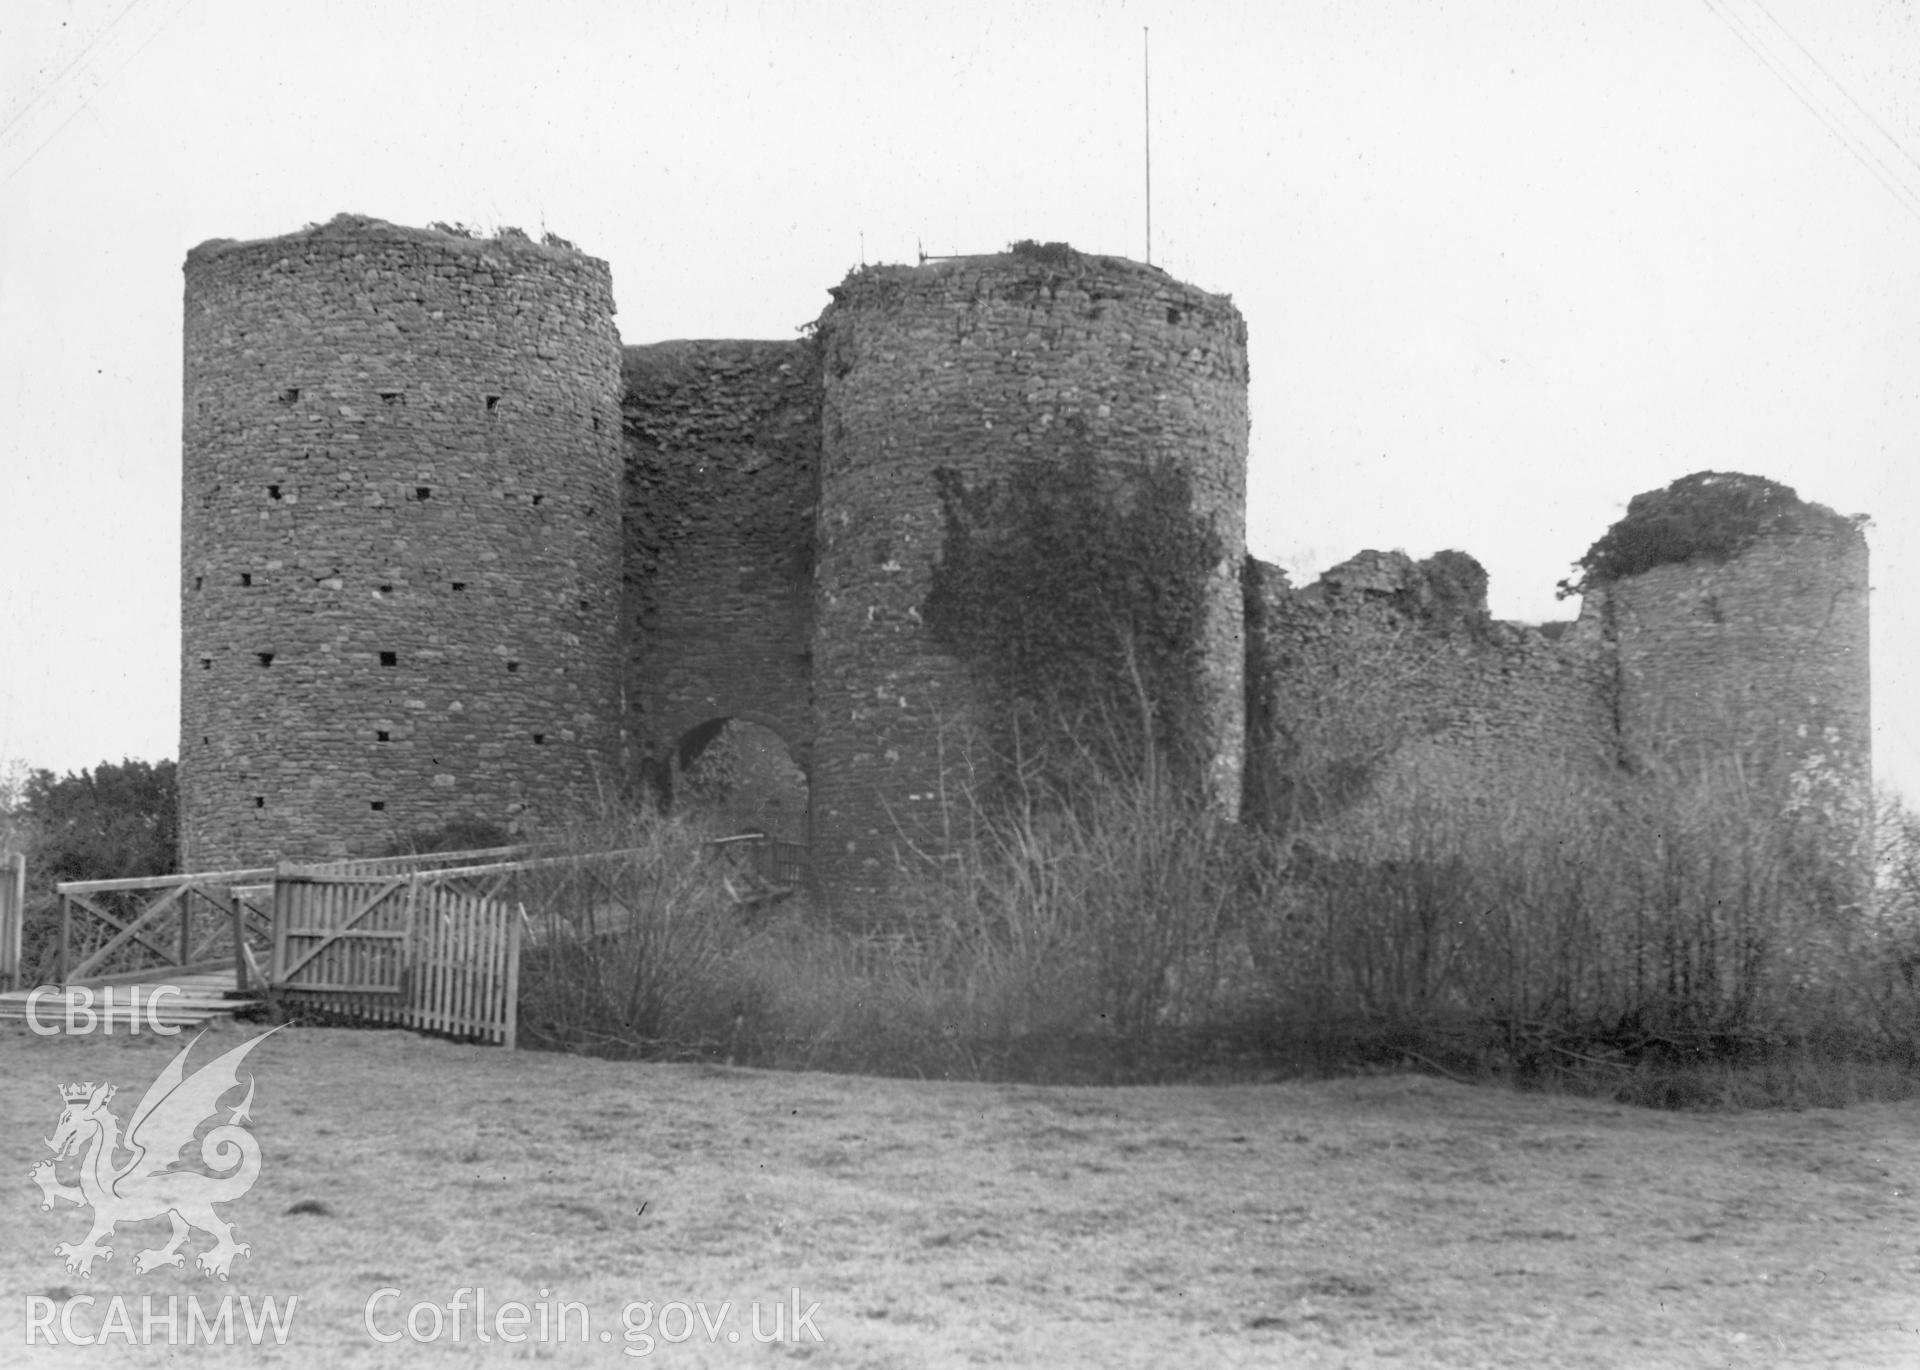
[513,746,1920,1108]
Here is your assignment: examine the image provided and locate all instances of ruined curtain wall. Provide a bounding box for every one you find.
[619,340,819,787]
[1244,553,1616,848]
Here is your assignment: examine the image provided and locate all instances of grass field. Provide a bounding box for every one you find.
[5,1020,1920,1367]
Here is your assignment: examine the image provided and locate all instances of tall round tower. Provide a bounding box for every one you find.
[1603,489,1870,856]
[810,246,1249,901]
[180,215,624,869]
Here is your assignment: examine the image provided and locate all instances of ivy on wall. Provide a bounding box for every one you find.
[1558,470,1865,598]
[924,450,1221,788]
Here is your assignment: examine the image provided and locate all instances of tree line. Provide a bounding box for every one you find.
[1,757,178,890]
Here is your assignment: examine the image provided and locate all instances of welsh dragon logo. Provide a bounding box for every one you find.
[28,1027,281,1280]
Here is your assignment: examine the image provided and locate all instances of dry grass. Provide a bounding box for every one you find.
[6,1022,1920,1367]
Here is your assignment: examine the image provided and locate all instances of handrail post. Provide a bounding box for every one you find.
[180,889,192,969]
[0,852,20,991]
[230,887,248,995]
[11,852,22,990]
[57,893,71,986]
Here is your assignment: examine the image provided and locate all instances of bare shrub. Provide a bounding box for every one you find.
[893,734,1248,1046]
[500,722,1916,1104]
[514,806,751,1056]
[1243,752,1912,1095]
[1836,792,1920,1062]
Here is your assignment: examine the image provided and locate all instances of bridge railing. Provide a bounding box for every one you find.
[55,846,535,991]
[703,831,809,903]
[55,866,276,987]
[47,836,814,997]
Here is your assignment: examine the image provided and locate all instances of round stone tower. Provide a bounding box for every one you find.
[180,215,624,869]
[809,246,1249,901]
[1605,507,1871,825]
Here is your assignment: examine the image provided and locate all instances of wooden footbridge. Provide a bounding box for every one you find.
[0,834,806,1047]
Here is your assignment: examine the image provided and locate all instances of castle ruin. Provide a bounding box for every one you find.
[178,216,1871,900]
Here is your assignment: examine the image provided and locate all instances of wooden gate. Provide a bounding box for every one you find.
[269,863,521,1047]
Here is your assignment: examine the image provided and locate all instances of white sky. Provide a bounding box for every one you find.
[1,0,1915,801]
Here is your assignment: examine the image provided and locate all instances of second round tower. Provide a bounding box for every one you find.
[809,246,1250,898]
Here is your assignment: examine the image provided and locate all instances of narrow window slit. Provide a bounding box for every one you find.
[370,801,386,812]
[239,572,252,587]
[267,485,281,500]
[376,730,390,742]
[485,395,501,412]
[415,486,431,501]
[379,651,397,667]
[279,387,300,404]
[257,652,274,668]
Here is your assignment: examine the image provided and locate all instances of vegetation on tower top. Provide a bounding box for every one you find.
[1558,470,1866,598]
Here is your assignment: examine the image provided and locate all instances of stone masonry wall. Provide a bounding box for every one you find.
[811,249,1248,901]
[180,216,624,869]
[1603,525,1872,804]
[619,340,818,791]
[1245,551,1616,849]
